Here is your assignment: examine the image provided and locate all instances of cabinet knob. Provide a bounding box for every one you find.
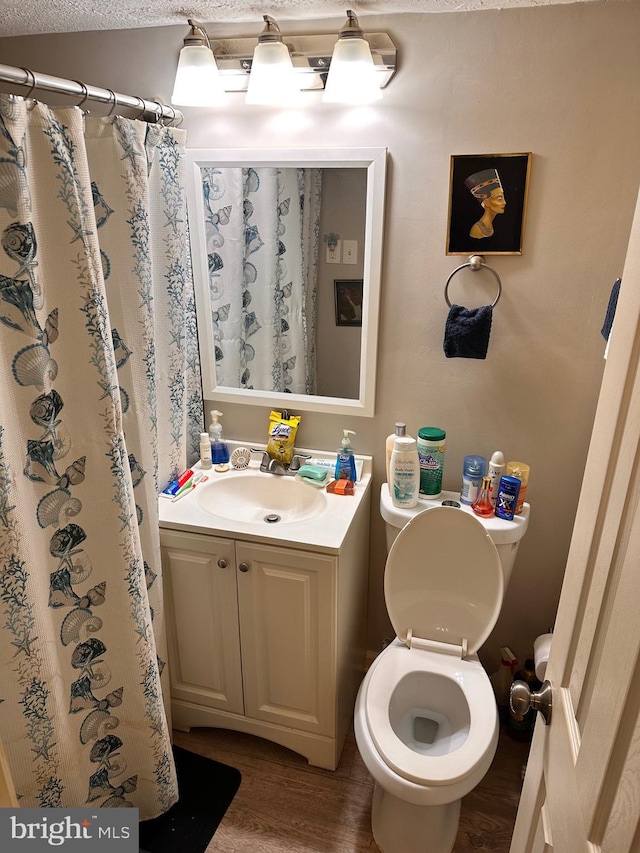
[218,559,228,569]
[238,562,250,573]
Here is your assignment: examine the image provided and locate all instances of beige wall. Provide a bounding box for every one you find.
[317,167,366,398]
[2,1,639,672]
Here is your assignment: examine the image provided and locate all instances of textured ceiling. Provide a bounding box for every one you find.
[0,0,600,38]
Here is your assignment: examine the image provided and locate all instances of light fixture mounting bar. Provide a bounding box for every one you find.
[207,32,397,93]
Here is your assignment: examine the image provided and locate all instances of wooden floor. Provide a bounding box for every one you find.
[173,722,531,853]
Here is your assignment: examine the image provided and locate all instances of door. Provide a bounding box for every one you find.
[510,189,640,850]
[236,541,336,736]
[160,529,244,714]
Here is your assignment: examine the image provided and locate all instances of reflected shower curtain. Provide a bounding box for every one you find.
[202,165,321,394]
[0,96,202,816]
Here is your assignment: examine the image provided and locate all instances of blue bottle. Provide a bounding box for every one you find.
[335,430,357,482]
[495,475,521,521]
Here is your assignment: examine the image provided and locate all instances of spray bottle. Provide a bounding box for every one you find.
[488,450,505,508]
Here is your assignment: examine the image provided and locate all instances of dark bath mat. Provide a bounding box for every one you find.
[139,745,241,853]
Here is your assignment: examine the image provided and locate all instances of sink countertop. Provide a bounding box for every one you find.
[158,443,372,554]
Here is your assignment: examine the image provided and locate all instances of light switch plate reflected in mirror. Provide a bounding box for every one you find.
[343,240,357,264]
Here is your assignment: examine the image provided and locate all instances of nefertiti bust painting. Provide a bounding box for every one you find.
[446,153,532,255]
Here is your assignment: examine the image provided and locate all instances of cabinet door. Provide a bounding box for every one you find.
[161,530,243,714]
[236,542,336,736]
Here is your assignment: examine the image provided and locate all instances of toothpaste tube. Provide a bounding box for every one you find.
[161,468,194,498]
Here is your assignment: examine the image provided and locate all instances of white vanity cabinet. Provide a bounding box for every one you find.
[159,477,370,770]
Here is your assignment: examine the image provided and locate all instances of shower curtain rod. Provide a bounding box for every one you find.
[0,63,183,125]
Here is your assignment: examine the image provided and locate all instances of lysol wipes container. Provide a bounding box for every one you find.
[417,427,446,498]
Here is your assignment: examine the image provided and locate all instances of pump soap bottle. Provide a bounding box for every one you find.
[209,410,230,464]
[385,422,406,492]
[335,430,357,482]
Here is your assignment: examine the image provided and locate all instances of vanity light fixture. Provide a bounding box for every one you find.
[245,15,303,106]
[171,14,397,106]
[171,19,226,107]
[323,10,382,104]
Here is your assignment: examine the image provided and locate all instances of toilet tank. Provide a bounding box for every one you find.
[380,485,529,591]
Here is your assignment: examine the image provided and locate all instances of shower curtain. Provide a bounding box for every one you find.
[0,95,202,817]
[201,165,321,394]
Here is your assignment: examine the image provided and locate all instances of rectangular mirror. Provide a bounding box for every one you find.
[185,147,387,416]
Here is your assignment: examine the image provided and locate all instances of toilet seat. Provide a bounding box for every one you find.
[366,506,503,787]
[364,643,497,786]
[384,506,503,655]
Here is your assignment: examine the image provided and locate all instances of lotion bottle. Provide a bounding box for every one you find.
[199,432,212,470]
[506,461,530,514]
[390,436,419,508]
[385,422,406,491]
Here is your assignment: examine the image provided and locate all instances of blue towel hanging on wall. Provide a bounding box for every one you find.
[601,278,621,341]
[443,304,493,359]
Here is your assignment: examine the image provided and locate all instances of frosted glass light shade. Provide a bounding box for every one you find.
[323,37,383,104]
[171,44,226,107]
[245,41,303,106]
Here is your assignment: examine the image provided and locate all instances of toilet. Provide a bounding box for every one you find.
[354,490,529,853]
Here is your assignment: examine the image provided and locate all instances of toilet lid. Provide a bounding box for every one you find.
[385,506,503,655]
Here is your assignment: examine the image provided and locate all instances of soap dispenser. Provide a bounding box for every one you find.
[335,430,357,482]
[208,410,230,464]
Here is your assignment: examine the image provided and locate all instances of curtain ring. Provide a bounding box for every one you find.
[20,67,37,99]
[75,81,90,110]
[106,88,118,116]
[160,104,175,126]
[134,96,147,120]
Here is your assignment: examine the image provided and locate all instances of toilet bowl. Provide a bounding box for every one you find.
[355,500,529,853]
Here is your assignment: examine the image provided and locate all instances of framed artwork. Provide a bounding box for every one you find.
[334,279,364,327]
[446,153,532,255]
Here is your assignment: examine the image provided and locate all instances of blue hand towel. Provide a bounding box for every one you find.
[600,278,621,340]
[443,304,493,359]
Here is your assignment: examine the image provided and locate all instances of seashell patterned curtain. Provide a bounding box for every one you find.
[0,95,202,818]
[202,164,321,394]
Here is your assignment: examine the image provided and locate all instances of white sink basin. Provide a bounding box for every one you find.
[196,473,328,525]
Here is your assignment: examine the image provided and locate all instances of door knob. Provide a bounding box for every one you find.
[238,562,250,572]
[217,559,227,568]
[510,679,553,726]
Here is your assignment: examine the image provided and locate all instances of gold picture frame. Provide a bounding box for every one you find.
[446,153,532,255]
[334,279,363,327]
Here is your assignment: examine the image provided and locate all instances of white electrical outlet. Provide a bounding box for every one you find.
[326,240,341,264]
[343,240,357,264]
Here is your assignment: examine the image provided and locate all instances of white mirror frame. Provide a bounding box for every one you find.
[185,147,387,417]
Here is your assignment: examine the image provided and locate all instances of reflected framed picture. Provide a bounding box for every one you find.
[446,153,532,255]
[334,279,364,327]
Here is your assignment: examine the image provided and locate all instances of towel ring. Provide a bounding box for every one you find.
[444,254,502,308]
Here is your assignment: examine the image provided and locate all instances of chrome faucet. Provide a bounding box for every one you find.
[250,449,311,476]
